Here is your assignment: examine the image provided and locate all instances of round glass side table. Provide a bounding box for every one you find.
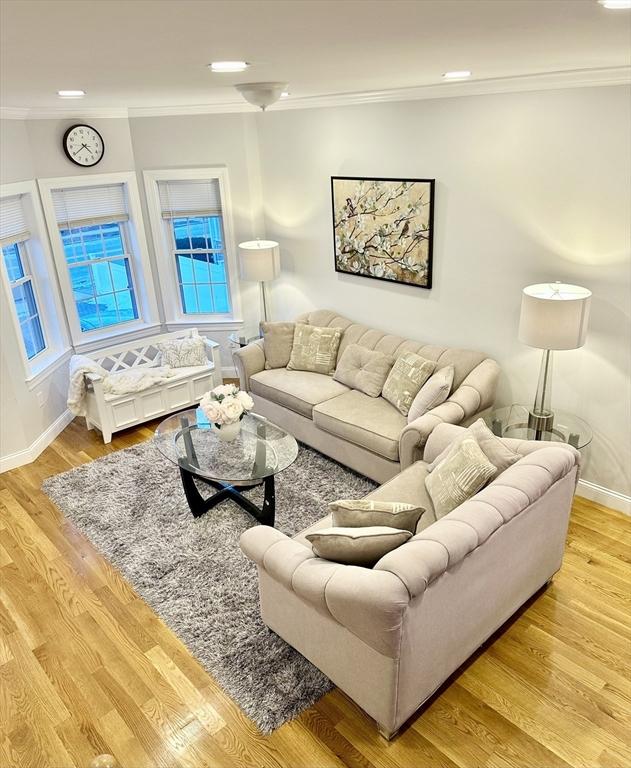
[485,405,592,450]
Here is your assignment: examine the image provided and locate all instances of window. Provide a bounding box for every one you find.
[60,221,138,331]
[2,241,46,359]
[159,179,230,315]
[144,169,241,324]
[0,194,46,360]
[171,215,230,314]
[39,173,159,346]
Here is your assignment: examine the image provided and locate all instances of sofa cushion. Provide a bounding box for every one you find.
[287,324,343,375]
[364,460,437,532]
[249,369,349,418]
[306,526,412,567]
[333,343,393,397]
[329,499,424,533]
[261,321,295,369]
[408,364,454,423]
[313,390,406,461]
[425,437,496,519]
[382,352,436,416]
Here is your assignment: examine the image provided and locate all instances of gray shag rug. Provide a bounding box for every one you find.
[42,441,375,733]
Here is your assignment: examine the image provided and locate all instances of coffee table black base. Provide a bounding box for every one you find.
[178,463,275,526]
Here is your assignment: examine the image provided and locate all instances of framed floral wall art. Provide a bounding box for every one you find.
[331,176,435,289]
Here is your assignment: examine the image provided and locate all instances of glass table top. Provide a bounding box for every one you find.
[485,404,592,449]
[154,409,299,484]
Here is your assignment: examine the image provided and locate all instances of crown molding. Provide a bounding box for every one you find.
[2,66,629,121]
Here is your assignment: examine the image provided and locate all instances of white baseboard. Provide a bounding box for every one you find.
[0,409,74,473]
[576,479,631,516]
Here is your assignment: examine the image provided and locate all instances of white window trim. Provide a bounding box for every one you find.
[0,180,71,383]
[143,167,242,325]
[38,171,160,347]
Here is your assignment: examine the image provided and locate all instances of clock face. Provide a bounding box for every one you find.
[63,124,105,167]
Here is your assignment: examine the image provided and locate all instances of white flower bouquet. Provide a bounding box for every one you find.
[199,383,254,439]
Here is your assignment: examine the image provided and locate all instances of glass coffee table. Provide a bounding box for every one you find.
[155,409,298,525]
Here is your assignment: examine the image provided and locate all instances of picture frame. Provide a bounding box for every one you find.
[331,176,435,289]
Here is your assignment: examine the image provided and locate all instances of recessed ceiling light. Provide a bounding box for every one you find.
[280,91,290,98]
[57,89,85,98]
[598,0,631,8]
[209,61,250,73]
[442,71,472,80]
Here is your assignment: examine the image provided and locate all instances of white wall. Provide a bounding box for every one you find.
[254,86,631,496]
[0,119,71,466]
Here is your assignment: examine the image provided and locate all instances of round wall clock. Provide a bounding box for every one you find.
[62,124,105,167]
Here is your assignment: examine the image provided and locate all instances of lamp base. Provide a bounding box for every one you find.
[528,409,554,433]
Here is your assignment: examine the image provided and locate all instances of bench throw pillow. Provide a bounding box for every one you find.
[425,437,496,519]
[157,336,207,368]
[329,499,424,533]
[333,343,393,397]
[382,351,436,416]
[407,364,455,423]
[306,527,412,567]
[428,418,520,479]
[287,323,343,376]
[261,321,295,369]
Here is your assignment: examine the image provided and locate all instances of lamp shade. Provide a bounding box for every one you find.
[518,282,591,350]
[238,240,280,282]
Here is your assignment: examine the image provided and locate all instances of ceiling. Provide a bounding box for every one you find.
[1,0,630,116]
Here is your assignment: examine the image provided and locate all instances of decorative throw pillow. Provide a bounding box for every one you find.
[382,352,436,416]
[428,418,520,479]
[261,322,295,369]
[306,526,412,567]
[157,336,207,368]
[329,499,424,533]
[425,437,497,519]
[333,344,393,397]
[287,323,343,376]
[407,365,454,423]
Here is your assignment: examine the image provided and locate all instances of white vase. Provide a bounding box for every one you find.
[214,421,241,442]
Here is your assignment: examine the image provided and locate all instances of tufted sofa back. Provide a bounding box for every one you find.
[295,309,487,390]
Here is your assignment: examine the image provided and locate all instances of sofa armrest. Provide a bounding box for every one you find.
[232,339,266,391]
[240,526,410,658]
[399,358,500,469]
[375,445,580,597]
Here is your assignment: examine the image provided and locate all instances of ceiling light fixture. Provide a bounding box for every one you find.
[235,82,288,111]
[209,61,250,73]
[57,89,85,98]
[280,91,290,98]
[442,71,472,80]
[598,0,631,8]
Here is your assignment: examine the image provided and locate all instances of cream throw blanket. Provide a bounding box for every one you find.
[67,355,176,416]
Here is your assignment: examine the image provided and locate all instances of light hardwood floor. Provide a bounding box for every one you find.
[0,417,630,768]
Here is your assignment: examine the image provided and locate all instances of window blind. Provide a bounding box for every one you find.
[0,194,30,247]
[158,179,222,219]
[52,183,129,230]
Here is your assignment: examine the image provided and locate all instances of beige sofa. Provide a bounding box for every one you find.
[240,423,580,739]
[233,309,500,483]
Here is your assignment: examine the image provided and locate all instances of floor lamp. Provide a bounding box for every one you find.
[518,282,591,433]
[238,240,280,325]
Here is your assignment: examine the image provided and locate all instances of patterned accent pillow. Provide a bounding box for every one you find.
[287,323,343,376]
[329,499,424,533]
[261,322,295,369]
[425,437,496,519]
[333,343,393,397]
[306,526,412,567]
[382,352,436,416]
[428,418,520,479]
[157,336,207,368]
[407,364,454,423]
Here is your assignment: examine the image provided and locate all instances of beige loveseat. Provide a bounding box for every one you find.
[240,423,581,739]
[233,310,500,483]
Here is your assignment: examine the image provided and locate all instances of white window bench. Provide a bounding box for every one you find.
[82,329,221,443]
